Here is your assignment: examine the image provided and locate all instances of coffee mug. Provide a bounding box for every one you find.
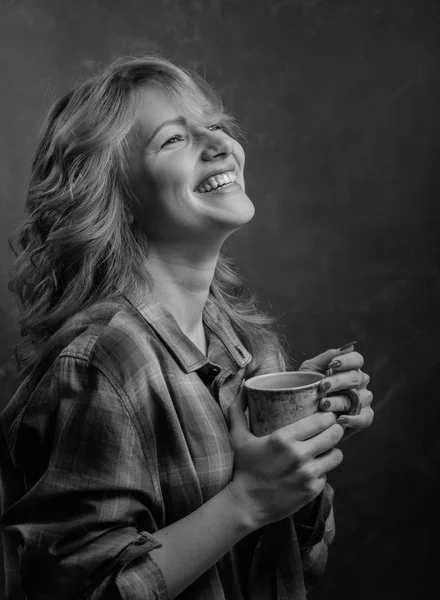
[244,371,362,437]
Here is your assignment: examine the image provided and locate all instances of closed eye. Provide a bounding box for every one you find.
[162,124,226,147]
[206,124,224,132]
[162,134,186,147]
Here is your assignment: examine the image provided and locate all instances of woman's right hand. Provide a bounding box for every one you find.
[226,386,344,531]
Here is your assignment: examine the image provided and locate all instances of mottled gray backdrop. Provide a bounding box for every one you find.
[1,0,439,597]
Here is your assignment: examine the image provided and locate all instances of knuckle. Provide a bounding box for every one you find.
[352,371,363,387]
[307,477,324,496]
[363,390,374,405]
[299,464,316,487]
[290,443,308,464]
[363,372,371,386]
[269,429,289,450]
[331,373,341,388]
[309,414,322,430]
[314,412,335,429]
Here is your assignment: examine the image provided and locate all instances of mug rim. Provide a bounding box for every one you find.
[244,370,325,392]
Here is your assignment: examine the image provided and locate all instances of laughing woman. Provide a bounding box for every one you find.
[0,56,373,600]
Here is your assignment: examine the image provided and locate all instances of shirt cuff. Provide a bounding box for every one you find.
[89,531,169,600]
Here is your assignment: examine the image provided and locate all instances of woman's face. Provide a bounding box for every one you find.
[127,84,255,248]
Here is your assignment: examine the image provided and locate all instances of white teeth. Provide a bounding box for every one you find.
[207,176,219,189]
[196,170,236,193]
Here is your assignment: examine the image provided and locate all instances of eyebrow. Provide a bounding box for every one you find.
[146,116,188,145]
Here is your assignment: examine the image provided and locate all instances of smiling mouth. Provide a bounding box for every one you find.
[195,170,237,193]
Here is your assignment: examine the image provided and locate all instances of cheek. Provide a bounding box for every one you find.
[234,139,246,162]
[148,165,197,224]
[129,160,188,209]
[158,164,191,191]
[233,141,246,175]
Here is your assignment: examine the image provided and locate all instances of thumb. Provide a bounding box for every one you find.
[227,383,254,447]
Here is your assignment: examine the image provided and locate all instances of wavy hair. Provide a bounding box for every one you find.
[9,54,290,379]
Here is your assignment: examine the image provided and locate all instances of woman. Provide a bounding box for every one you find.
[0,55,374,599]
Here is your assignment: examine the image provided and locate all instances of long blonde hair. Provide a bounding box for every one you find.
[9,55,290,379]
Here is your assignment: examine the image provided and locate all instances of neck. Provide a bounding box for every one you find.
[145,243,220,349]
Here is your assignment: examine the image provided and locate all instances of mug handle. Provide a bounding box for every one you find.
[339,388,362,415]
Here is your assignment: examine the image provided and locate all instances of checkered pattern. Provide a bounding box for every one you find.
[0,291,334,599]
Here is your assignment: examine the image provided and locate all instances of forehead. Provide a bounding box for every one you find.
[132,82,218,136]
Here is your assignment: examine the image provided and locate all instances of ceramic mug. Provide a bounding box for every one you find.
[244,371,362,437]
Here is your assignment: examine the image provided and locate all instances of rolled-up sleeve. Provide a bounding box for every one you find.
[1,355,169,600]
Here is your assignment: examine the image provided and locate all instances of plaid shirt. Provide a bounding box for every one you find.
[0,291,335,599]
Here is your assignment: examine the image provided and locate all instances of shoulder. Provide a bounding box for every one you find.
[2,297,164,449]
[29,296,164,393]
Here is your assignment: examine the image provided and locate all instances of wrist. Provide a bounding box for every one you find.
[223,484,261,535]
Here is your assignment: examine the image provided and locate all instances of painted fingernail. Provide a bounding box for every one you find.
[320,381,332,392]
[328,360,341,370]
[337,416,349,425]
[321,400,331,410]
[338,341,357,351]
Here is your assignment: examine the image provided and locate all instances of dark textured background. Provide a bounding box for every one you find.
[1,0,439,597]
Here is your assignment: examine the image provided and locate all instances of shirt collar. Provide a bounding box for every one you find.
[123,290,252,374]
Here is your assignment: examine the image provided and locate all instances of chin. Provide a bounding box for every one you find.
[238,197,256,224]
[217,194,255,231]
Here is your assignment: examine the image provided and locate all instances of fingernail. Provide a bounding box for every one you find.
[337,416,349,426]
[328,360,341,370]
[320,381,332,392]
[338,341,357,351]
[321,400,331,411]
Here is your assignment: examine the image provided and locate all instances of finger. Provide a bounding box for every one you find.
[360,389,374,407]
[300,343,357,373]
[228,385,252,446]
[313,447,344,476]
[321,388,372,412]
[337,407,375,432]
[320,394,352,412]
[285,411,337,442]
[327,351,364,372]
[302,423,345,457]
[300,349,343,373]
[359,371,371,389]
[319,369,364,394]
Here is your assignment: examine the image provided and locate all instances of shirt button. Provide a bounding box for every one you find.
[135,535,147,545]
[211,366,220,374]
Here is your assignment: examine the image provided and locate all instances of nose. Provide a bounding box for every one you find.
[200,130,234,161]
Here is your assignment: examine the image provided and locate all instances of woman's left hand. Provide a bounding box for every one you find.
[299,343,374,438]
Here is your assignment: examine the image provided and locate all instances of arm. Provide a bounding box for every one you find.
[1,356,254,600]
[149,487,254,598]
